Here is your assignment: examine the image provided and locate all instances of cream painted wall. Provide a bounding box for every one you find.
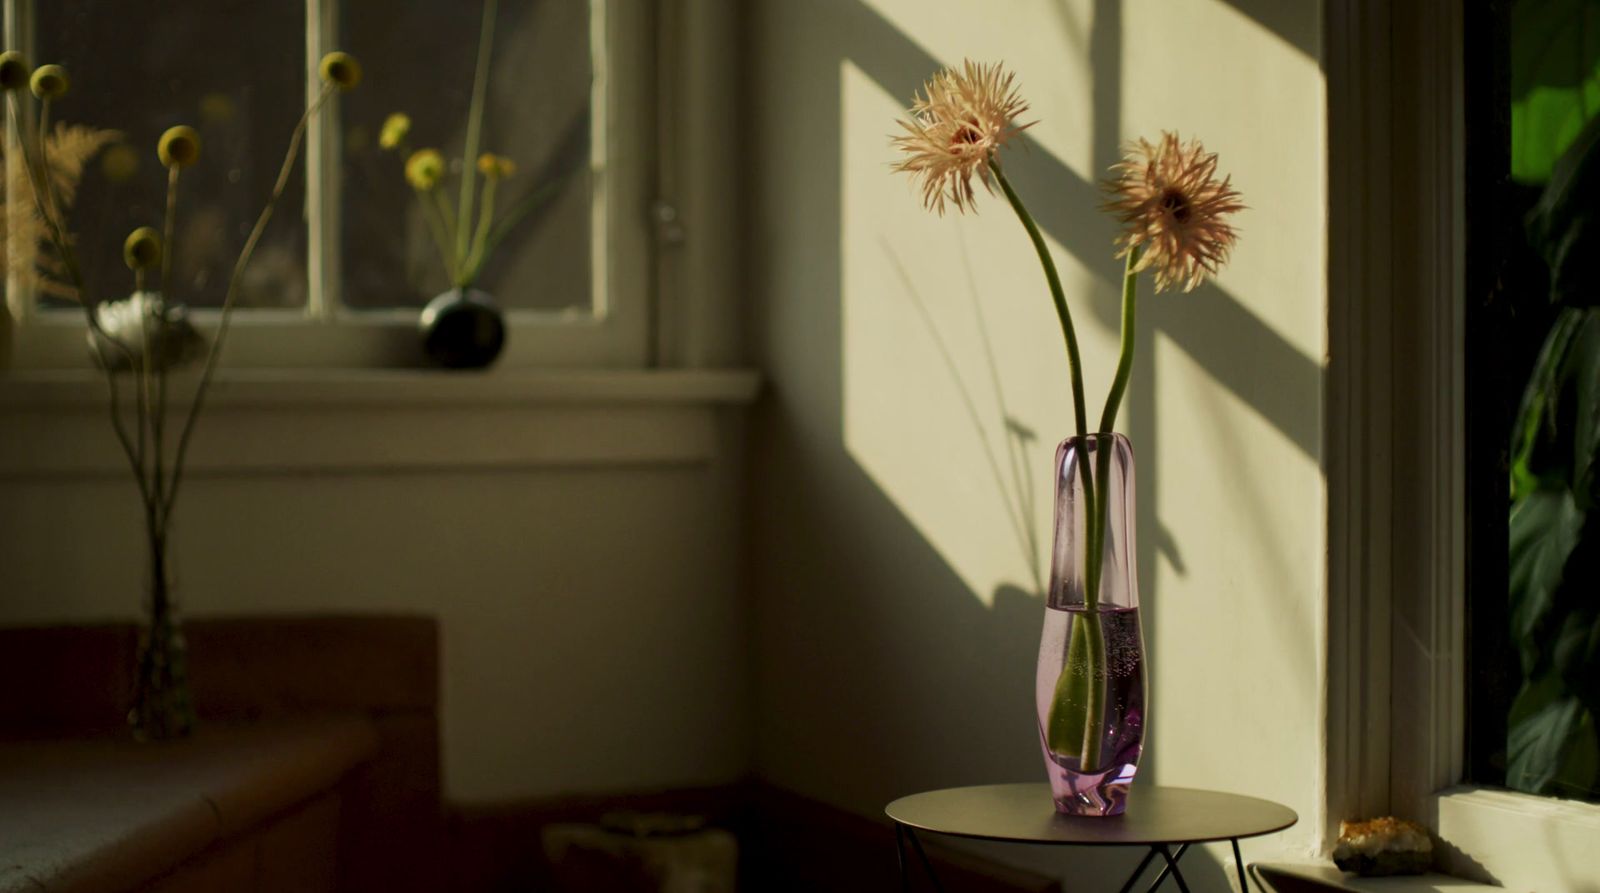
[747,0,1324,886]
[0,396,753,803]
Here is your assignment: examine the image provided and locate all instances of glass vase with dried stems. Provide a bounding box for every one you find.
[1,48,361,740]
[894,61,1243,814]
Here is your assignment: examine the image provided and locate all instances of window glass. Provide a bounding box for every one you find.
[33,0,307,310]
[339,0,593,312]
[1472,0,1600,804]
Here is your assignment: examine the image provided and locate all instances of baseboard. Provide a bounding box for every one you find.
[445,779,1061,892]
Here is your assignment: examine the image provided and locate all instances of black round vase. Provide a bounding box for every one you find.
[419,288,506,368]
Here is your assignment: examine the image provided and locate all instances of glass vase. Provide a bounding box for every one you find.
[129,536,196,741]
[1036,433,1145,815]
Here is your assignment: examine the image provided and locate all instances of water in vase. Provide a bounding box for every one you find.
[1035,604,1145,815]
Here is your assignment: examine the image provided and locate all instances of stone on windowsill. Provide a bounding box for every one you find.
[1332,816,1434,876]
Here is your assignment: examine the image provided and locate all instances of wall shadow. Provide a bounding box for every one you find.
[746,1,1322,889]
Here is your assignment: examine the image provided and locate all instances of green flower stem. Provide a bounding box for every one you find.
[456,0,498,263]
[1099,249,1141,435]
[154,165,180,536]
[420,189,459,282]
[1075,249,1139,771]
[164,83,335,517]
[461,176,497,287]
[472,173,572,281]
[990,157,1114,772]
[989,159,1089,441]
[990,156,1099,602]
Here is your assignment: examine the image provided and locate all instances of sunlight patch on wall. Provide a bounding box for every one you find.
[1144,331,1323,795]
[1124,0,1326,365]
[861,0,1101,186]
[839,59,1117,608]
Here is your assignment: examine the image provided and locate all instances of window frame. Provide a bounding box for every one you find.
[1,0,673,370]
[1325,0,1600,888]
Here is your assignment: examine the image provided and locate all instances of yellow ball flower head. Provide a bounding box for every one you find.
[158,125,201,168]
[123,227,163,271]
[29,64,69,100]
[476,153,516,180]
[319,51,362,91]
[405,148,445,191]
[379,113,411,150]
[0,51,30,91]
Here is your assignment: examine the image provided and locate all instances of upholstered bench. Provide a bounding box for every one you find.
[0,718,378,893]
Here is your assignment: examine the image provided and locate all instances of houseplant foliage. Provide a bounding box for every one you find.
[1508,113,1600,799]
[892,61,1242,814]
[2,47,360,739]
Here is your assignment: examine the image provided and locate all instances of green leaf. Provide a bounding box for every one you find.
[1511,308,1600,495]
[1511,0,1600,184]
[1526,116,1600,305]
[1046,620,1090,759]
[1509,488,1584,673]
[1507,667,1599,798]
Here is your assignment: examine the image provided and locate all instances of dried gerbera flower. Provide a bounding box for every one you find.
[1102,132,1244,292]
[892,60,1033,215]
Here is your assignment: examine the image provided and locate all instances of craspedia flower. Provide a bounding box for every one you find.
[319,51,362,91]
[379,113,411,150]
[476,153,516,179]
[891,60,1032,215]
[0,51,30,91]
[405,148,445,190]
[123,227,162,271]
[1102,132,1244,293]
[29,63,68,100]
[158,125,201,168]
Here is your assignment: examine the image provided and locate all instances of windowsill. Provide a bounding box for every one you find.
[1430,785,1600,889]
[0,368,761,474]
[0,367,762,409]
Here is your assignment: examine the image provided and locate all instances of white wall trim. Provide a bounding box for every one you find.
[1322,1,1600,889]
[1323,0,1397,851]
[0,368,759,475]
[1324,0,1467,855]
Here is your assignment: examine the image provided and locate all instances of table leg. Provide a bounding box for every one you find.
[1152,844,1193,893]
[1114,846,1161,893]
[895,824,910,893]
[1230,838,1250,893]
[904,827,948,893]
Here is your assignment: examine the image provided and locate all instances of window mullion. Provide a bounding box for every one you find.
[305,0,339,322]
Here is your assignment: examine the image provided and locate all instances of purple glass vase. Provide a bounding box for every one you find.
[1036,433,1145,815]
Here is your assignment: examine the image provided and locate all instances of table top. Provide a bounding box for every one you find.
[885,783,1297,847]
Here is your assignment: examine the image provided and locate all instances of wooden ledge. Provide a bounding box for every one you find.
[0,717,379,893]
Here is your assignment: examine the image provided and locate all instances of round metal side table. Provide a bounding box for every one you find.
[886,783,1297,893]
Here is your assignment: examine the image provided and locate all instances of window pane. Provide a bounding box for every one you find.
[1470,0,1600,804]
[340,0,593,312]
[32,0,307,310]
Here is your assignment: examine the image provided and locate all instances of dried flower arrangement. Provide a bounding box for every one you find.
[893,61,1244,796]
[1,46,362,738]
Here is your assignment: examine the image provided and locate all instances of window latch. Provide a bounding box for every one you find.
[652,199,686,247]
